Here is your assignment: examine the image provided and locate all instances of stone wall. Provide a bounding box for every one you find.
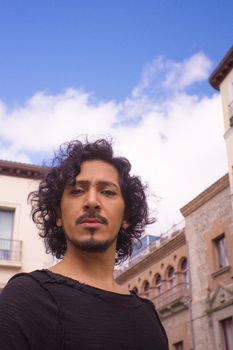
[184,185,233,350]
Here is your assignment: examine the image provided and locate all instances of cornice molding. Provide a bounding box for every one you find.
[209,46,233,90]
[180,174,229,217]
[0,159,48,180]
[116,230,186,283]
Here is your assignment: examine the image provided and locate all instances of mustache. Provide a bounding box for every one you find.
[75,211,108,225]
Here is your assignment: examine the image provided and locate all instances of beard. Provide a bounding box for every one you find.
[65,229,118,253]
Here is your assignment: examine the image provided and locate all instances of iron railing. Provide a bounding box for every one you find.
[140,282,190,310]
[129,221,185,266]
[0,239,22,262]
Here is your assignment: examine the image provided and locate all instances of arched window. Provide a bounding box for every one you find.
[155,274,162,290]
[167,266,176,303]
[181,257,187,270]
[143,280,150,293]
[132,286,138,294]
[167,266,175,289]
[180,257,188,285]
[154,274,162,307]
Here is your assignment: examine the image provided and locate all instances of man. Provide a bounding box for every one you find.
[0,139,168,350]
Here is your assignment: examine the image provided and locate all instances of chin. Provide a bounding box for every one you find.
[66,234,117,254]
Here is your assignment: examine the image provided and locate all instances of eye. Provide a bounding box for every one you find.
[101,189,116,197]
[69,188,85,196]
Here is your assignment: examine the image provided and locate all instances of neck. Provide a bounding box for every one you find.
[50,243,117,289]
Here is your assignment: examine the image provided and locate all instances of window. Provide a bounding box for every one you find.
[167,266,175,289]
[142,280,150,293]
[155,274,162,307]
[155,274,162,289]
[230,115,233,128]
[181,258,187,271]
[221,317,233,350]
[173,341,183,350]
[214,235,229,269]
[132,286,138,294]
[0,209,14,260]
[180,257,189,285]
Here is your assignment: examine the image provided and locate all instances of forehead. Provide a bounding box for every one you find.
[76,160,120,185]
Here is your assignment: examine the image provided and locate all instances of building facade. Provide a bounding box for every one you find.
[181,174,233,350]
[0,160,53,289]
[115,221,193,350]
[208,45,233,350]
[116,47,233,350]
[116,173,233,350]
[209,46,233,210]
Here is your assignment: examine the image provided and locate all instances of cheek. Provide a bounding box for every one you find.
[59,201,77,224]
[113,202,125,222]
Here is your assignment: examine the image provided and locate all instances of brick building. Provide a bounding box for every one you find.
[116,172,233,350]
[116,46,233,350]
[115,221,192,350]
[181,174,233,350]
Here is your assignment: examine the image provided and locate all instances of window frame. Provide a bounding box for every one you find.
[0,208,15,260]
[173,340,184,350]
[0,204,20,263]
[180,257,189,285]
[220,317,233,350]
[213,234,229,270]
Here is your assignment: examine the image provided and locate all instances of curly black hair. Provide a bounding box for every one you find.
[29,138,155,264]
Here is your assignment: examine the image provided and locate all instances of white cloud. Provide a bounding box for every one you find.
[163,52,212,90]
[0,53,228,234]
[0,89,119,153]
[132,52,212,98]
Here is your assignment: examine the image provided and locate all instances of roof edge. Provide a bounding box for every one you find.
[209,46,233,90]
[180,174,229,217]
[0,159,49,180]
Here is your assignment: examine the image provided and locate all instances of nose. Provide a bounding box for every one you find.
[83,189,100,211]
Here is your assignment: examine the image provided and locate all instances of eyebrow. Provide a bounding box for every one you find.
[73,180,120,190]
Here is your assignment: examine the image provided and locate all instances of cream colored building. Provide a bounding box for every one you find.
[209,46,233,209]
[0,160,53,289]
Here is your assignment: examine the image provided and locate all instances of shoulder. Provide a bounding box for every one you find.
[0,271,62,349]
[2,272,40,296]
[1,271,46,299]
[132,292,155,309]
[0,270,59,317]
[132,294,168,343]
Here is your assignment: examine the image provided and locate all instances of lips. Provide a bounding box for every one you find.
[81,218,103,224]
[76,214,108,226]
[80,219,104,228]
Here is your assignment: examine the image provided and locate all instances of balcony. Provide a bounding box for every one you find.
[141,283,190,318]
[0,239,22,267]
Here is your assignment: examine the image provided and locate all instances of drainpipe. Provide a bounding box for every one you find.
[186,237,196,350]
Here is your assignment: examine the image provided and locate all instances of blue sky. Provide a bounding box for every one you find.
[0,1,232,234]
[0,1,232,105]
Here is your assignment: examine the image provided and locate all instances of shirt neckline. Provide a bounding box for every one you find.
[43,269,135,297]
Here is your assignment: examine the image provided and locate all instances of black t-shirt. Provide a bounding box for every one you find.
[0,270,168,350]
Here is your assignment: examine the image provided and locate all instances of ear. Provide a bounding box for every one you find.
[56,218,62,227]
[122,220,129,229]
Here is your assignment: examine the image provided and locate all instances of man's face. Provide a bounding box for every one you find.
[57,160,128,254]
